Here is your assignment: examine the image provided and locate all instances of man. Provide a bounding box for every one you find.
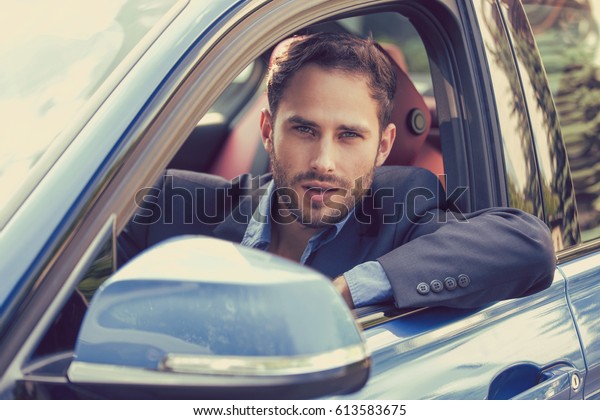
[119,33,555,309]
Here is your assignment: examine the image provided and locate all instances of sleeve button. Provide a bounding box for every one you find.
[430,279,444,293]
[417,282,431,295]
[458,274,471,288]
[444,277,457,291]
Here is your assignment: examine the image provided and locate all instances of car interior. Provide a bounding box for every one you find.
[167,13,445,187]
[31,10,450,373]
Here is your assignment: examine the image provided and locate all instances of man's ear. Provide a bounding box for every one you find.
[260,109,274,153]
[375,123,396,167]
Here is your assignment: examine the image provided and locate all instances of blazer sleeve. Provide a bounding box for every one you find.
[376,168,556,309]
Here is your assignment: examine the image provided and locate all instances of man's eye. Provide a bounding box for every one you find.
[340,131,360,138]
[295,126,315,135]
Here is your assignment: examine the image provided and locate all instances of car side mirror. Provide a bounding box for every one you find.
[67,236,370,399]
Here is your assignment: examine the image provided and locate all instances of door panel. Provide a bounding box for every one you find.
[560,251,600,399]
[345,271,585,399]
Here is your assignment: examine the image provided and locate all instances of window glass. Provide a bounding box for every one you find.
[523,0,600,242]
[0,0,179,214]
[35,218,115,357]
[207,61,259,116]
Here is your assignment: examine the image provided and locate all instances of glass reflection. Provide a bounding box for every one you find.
[0,0,178,211]
[499,0,580,250]
[474,1,542,218]
[522,0,600,243]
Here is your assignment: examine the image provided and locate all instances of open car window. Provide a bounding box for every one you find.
[31,8,448,360]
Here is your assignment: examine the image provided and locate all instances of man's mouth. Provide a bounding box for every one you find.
[301,182,342,201]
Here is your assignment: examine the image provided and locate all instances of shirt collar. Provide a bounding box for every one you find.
[240,180,274,249]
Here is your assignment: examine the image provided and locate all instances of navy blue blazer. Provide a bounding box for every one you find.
[118,166,555,309]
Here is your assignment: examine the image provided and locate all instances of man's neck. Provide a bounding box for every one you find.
[268,202,322,263]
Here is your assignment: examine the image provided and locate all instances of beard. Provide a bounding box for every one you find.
[269,151,375,228]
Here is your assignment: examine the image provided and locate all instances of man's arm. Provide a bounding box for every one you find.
[378,206,555,309]
[335,167,556,310]
[333,261,393,308]
[332,275,355,308]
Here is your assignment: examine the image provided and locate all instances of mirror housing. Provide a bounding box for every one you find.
[68,236,370,399]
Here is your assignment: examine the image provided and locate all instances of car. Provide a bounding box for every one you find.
[1,0,599,400]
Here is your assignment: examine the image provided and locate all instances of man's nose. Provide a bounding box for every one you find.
[310,138,336,173]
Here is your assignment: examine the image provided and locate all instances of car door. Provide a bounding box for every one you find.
[518,0,600,399]
[0,0,587,400]
[336,0,586,399]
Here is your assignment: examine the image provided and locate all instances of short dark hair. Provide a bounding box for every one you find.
[266,32,397,128]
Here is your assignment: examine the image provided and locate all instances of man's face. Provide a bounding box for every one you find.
[260,64,396,228]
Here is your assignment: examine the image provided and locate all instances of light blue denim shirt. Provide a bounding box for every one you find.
[241,180,393,307]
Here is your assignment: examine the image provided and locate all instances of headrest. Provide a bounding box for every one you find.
[380,43,431,166]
